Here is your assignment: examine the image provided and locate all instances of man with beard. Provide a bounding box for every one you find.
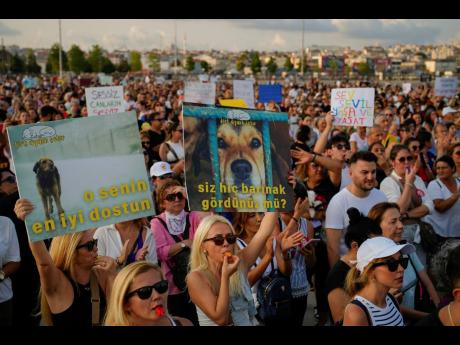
[0,168,40,326]
[324,152,387,268]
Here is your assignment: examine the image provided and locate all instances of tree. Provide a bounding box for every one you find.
[46,43,68,74]
[147,52,160,72]
[185,55,195,72]
[284,56,293,72]
[236,53,247,72]
[101,57,116,74]
[68,44,89,74]
[25,49,41,74]
[0,46,12,73]
[87,45,104,73]
[266,57,278,75]
[10,53,25,73]
[200,60,210,73]
[358,62,372,76]
[129,51,142,71]
[250,51,261,74]
[117,57,130,73]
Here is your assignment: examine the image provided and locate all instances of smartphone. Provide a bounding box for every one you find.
[299,236,320,249]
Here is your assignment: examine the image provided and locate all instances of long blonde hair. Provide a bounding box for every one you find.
[40,231,87,326]
[344,257,390,297]
[187,215,243,296]
[104,262,164,326]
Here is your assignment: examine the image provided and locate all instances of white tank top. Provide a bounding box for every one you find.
[196,306,219,326]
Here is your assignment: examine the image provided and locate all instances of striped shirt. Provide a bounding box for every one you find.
[353,294,404,326]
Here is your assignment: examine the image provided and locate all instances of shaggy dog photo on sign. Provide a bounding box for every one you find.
[33,157,65,219]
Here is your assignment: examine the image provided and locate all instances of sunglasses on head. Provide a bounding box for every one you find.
[165,192,184,202]
[334,143,350,151]
[0,175,16,184]
[372,257,409,272]
[204,233,237,246]
[76,239,98,251]
[397,156,414,163]
[126,280,169,300]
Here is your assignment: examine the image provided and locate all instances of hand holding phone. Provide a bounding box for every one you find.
[299,236,320,249]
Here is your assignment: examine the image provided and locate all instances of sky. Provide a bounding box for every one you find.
[1,19,459,52]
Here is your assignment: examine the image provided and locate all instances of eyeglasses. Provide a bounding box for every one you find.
[333,143,350,151]
[397,156,414,163]
[126,280,169,300]
[372,257,409,272]
[410,145,420,151]
[0,175,16,184]
[76,239,98,251]
[203,233,237,246]
[165,192,184,202]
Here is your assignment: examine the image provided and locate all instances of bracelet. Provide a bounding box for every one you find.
[292,216,299,223]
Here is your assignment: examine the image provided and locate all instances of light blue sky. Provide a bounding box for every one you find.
[1,19,459,52]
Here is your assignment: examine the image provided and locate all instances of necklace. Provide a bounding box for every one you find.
[448,303,456,326]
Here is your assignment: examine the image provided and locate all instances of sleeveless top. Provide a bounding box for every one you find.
[51,276,106,326]
[352,294,404,326]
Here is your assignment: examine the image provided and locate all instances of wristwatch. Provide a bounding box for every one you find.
[180,242,186,249]
[0,270,5,282]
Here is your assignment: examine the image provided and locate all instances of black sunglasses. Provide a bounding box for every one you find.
[334,143,350,151]
[76,239,98,251]
[410,145,420,151]
[373,257,409,272]
[165,192,184,202]
[397,156,414,163]
[204,233,237,246]
[126,280,169,300]
[0,175,16,184]
[158,173,173,180]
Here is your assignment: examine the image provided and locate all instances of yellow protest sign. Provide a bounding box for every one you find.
[219,99,248,109]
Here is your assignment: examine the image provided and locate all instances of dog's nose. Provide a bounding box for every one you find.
[231,159,252,180]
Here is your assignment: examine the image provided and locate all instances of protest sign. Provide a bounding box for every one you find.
[435,77,458,97]
[219,99,248,108]
[233,80,255,108]
[184,81,216,105]
[402,83,412,95]
[198,74,209,82]
[23,77,38,89]
[331,88,375,127]
[183,104,294,212]
[258,84,282,103]
[6,112,154,242]
[98,74,113,86]
[85,86,124,116]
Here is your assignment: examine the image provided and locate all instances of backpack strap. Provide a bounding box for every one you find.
[90,272,100,326]
[350,299,372,326]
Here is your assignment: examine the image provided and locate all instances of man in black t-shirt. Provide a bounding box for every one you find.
[147,112,166,162]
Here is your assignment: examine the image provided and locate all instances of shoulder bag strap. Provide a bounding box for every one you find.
[90,272,100,326]
[165,142,180,162]
[154,216,181,243]
[350,299,372,326]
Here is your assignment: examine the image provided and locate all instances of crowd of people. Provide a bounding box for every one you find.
[1,72,460,327]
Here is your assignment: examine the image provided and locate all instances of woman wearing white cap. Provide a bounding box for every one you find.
[343,236,415,326]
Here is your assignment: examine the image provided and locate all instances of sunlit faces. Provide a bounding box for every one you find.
[435,161,455,180]
[74,229,97,269]
[202,222,236,263]
[379,208,404,243]
[371,253,405,290]
[160,186,186,215]
[392,149,413,177]
[349,160,377,192]
[328,141,350,162]
[125,269,168,326]
[244,212,264,234]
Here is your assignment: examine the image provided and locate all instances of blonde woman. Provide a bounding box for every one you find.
[104,262,192,326]
[186,213,278,326]
[343,236,414,326]
[14,198,116,326]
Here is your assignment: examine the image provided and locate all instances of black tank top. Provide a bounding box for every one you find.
[51,276,106,326]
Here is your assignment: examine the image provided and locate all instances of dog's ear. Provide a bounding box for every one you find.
[33,161,40,174]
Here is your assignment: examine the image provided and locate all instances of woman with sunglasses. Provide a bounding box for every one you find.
[343,236,415,326]
[369,142,391,187]
[13,198,117,326]
[159,121,185,174]
[104,262,192,326]
[151,180,205,326]
[368,202,440,323]
[380,145,433,248]
[187,213,279,326]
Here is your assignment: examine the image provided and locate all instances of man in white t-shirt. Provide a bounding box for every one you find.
[325,151,387,268]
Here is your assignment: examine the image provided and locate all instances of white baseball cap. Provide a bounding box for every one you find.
[150,161,172,177]
[356,237,415,272]
[442,106,458,116]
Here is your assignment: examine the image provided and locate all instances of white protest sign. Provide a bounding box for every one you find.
[331,88,375,127]
[233,80,255,108]
[198,74,209,82]
[98,74,113,86]
[184,82,216,105]
[435,77,458,97]
[85,86,124,116]
[155,77,165,84]
[402,83,412,95]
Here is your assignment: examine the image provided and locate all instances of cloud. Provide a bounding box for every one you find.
[230,19,337,32]
[332,19,441,44]
[271,33,286,47]
[0,22,19,36]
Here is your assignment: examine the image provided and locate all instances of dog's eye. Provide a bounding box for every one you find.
[250,138,262,149]
[217,138,227,149]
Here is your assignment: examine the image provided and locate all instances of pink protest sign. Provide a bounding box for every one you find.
[331,88,375,127]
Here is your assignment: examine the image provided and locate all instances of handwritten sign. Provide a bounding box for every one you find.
[258,84,282,103]
[184,82,216,105]
[98,74,113,86]
[233,80,255,108]
[435,77,458,97]
[331,88,375,127]
[85,86,124,116]
[402,83,411,95]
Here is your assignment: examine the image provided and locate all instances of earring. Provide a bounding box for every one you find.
[203,250,208,255]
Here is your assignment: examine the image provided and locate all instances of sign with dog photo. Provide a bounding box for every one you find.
[6,111,155,242]
[183,104,294,212]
